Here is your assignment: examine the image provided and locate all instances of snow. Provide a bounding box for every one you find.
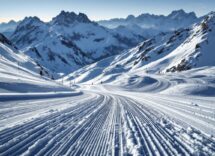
[0,36,75,94]
[0,11,215,156]
[63,12,215,86]
[98,9,198,32]
[1,75,215,154]
[10,11,146,78]
[0,80,214,155]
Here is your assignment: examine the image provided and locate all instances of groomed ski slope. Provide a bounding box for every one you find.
[0,84,214,156]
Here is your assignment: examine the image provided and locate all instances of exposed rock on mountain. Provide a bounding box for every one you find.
[63,12,215,83]
[10,11,146,77]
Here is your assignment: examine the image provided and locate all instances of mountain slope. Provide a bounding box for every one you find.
[10,11,146,78]
[135,12,215,73]
[0,33,70,93]
[62,12,215,84]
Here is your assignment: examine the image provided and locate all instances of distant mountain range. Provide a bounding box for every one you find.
[98,9,199,30]
[0,20,20,37]
[0,10,211,79]
[0,9,199,37]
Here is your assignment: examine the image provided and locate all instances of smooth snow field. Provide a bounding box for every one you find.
[0,67,215,156]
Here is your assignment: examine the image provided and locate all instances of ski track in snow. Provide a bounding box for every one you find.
[0,88,215,156]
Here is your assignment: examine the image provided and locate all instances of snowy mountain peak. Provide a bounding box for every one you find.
[3,20,17,25]
[77,13,91,23]
[204,11,215,21]
[51,11,91,25]
[168,9,197,20]
[14,16,45,34]
[137,13,163,20]
[20,16,44,27]
[126,15,135,20]
[11,16,48,49]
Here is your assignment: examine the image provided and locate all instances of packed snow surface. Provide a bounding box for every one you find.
[0,65,215,155]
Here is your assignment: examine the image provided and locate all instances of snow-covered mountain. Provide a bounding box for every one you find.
[131,12,215,73]
[0,33,51,79]
[0,33,71,93]
[98,10,198,32]
[10,11,146,78]
[62,12,215,84]
[0,20,20,37]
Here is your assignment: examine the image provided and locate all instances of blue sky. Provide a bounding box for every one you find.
[0,0,214,22]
